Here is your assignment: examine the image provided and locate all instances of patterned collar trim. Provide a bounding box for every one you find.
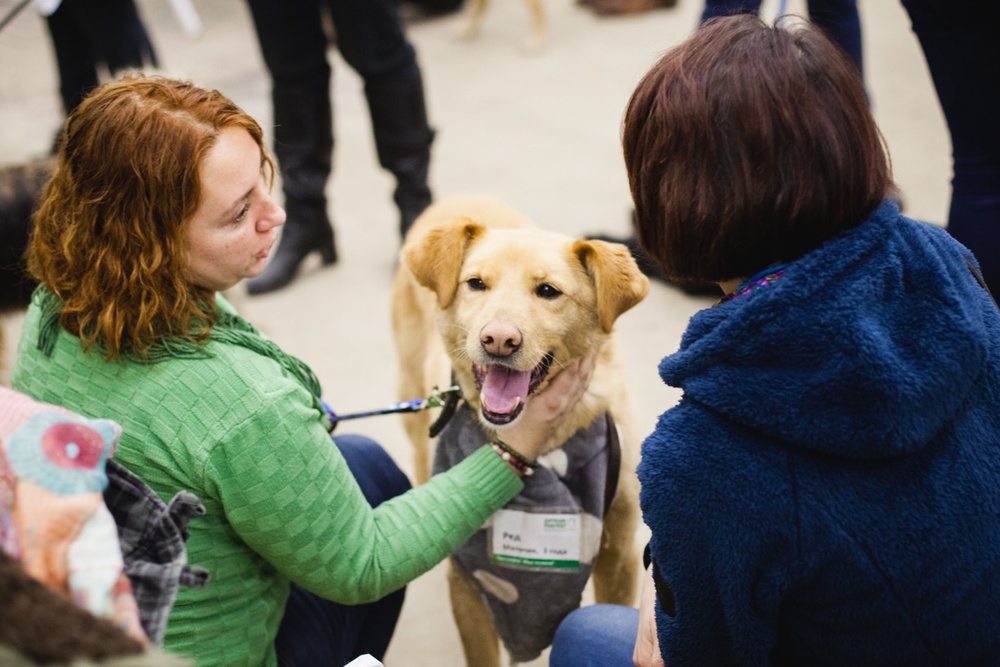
[717,264,788,305]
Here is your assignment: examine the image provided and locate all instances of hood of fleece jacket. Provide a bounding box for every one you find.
[660,200,993,460]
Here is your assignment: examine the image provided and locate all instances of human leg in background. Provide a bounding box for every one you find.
[901,0,1000,296]
[579,0,678,16]
[326,0,435,239]
[44,0,158,115]
[244,0,338,296]
[401,0,463,21]
[274,434,411,666]
[804,0,862,74]
[701,0,862,74]
[699,0,762,24]
[549,604,639,667]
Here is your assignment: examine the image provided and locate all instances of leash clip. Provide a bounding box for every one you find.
[426,385,461,409]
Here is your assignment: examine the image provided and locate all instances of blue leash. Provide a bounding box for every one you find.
[323,385,461,427]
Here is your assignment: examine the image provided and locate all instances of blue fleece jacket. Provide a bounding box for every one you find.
[638,201,1000,666]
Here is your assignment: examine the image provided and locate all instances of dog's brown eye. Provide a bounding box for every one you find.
[535,283,561,299]
[467,278,487,291]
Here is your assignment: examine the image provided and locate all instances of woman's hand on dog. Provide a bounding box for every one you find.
[499,355,595,461]
[633,563,665,667]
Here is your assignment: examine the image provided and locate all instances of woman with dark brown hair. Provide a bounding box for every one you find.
[11,72,592,667]
[551,14,1000,667]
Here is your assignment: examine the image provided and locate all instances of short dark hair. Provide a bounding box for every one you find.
[622,14,891,283]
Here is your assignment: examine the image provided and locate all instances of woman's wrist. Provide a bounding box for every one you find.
[490,438,538,477]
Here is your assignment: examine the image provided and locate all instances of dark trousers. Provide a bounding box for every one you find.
[274,434,412,666]
[246,0,416,81]
[700,0,863,74]
[901,0,1000,297]
[244,0,431,231]
[44,0,157,115]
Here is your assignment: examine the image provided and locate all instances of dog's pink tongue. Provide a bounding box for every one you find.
[481,366,531,414]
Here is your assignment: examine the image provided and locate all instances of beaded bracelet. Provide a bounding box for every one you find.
[491,444,535,476]
[490,438,538,477]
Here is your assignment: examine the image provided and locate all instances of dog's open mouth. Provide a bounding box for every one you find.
[473,353,554,425]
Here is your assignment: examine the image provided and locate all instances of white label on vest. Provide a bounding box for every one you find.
[491,508,582,570]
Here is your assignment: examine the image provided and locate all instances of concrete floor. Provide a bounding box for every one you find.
[0,0,951,664]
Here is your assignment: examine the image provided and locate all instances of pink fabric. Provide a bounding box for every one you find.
[0,386,146,643]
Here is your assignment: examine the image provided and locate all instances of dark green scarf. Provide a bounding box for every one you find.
[34,287,328,423]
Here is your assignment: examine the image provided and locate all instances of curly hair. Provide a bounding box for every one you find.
[28,72,275,360]
[622,15,892,284]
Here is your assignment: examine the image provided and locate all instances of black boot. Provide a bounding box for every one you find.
[246,197,337,295]
[390,141,434,238]
[365,65,434,238]
[246,72,337,296]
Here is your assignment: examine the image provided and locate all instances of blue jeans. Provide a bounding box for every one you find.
[274,434,412,667]
[900,0,1000,297]
[701,0,863,75]
[549,604,639,667]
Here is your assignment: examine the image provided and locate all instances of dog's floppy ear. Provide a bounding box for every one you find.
[572,239,650,333]
[404,216,486,308]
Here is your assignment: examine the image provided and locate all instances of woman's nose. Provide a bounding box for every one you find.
[258,196,286,232]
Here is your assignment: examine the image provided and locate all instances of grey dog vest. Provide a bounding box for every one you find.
[432,403,617,663]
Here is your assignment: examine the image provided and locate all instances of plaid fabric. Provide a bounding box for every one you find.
[104,461,208,646]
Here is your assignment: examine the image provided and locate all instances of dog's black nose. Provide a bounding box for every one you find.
[480,320,521,357]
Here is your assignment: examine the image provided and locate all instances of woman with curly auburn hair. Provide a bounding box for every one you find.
[551,15,1000,667]
[13,73,593,667]
[28,73,273,360]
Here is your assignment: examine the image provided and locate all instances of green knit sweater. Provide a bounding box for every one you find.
[11,289,522,666]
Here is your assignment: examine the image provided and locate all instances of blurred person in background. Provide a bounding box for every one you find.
[243,0,435,295]
[900,0,1000,296]
[41,0,158,119]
